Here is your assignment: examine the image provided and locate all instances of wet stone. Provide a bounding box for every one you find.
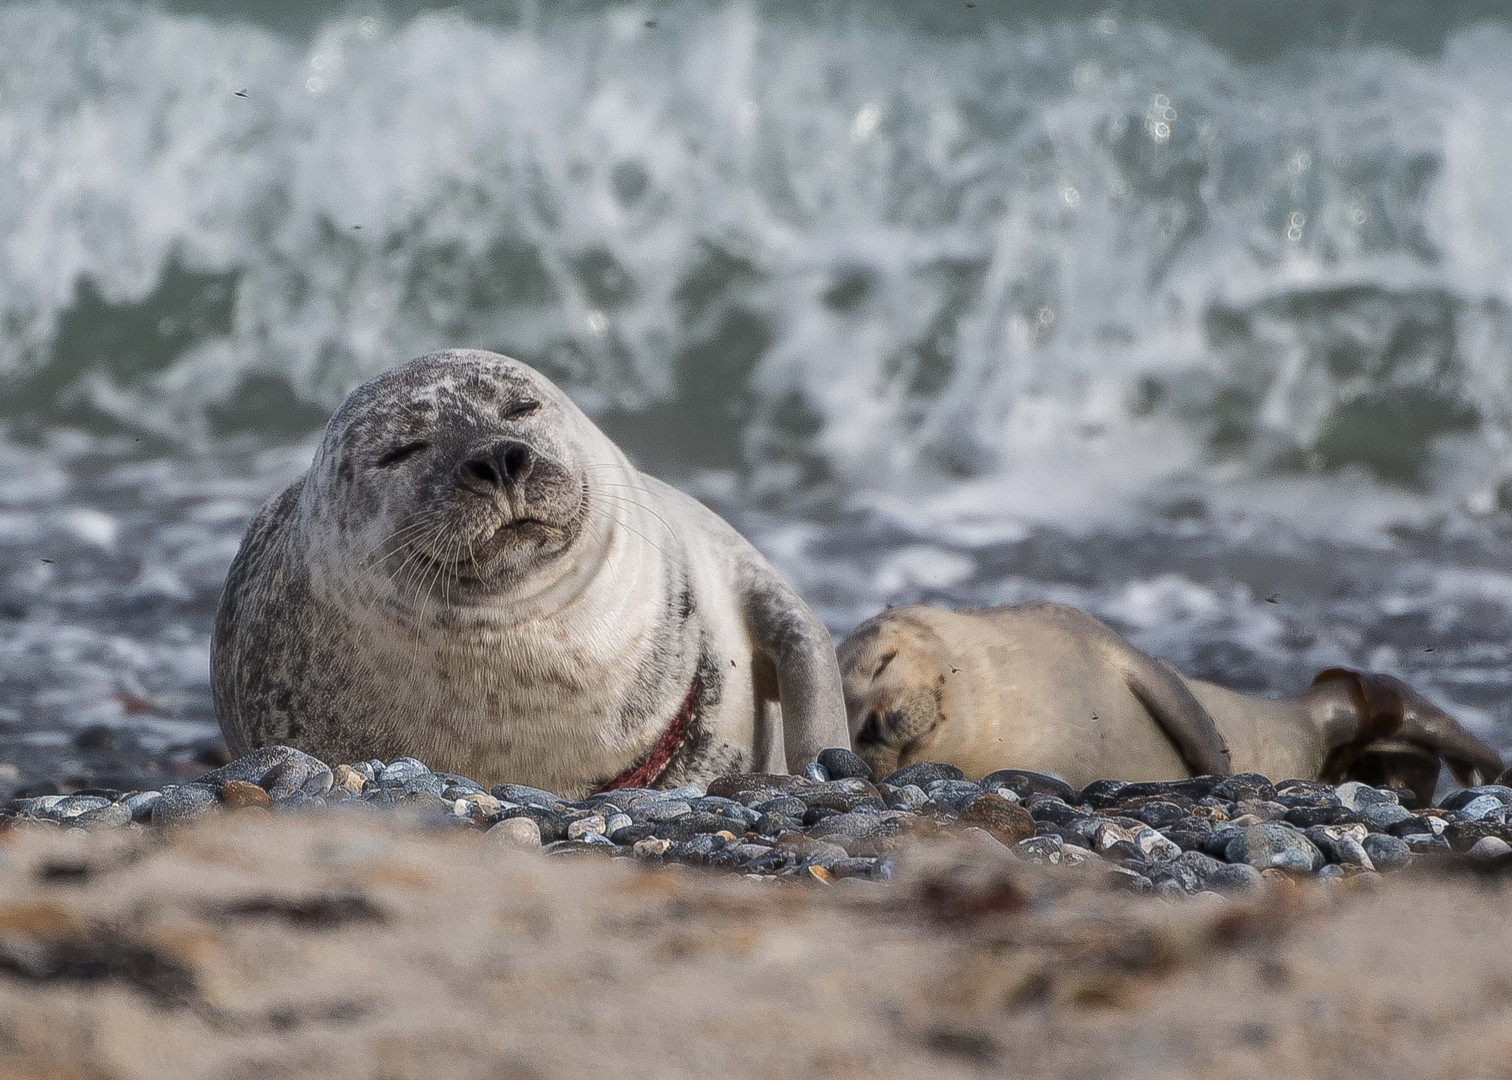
[332,764,367,794]
[1026,797,1084,826]
[953,793,1036,846]
[803,762,829,783]
[980,770,1075,803]
[1439,785,1512,812]
[567,815,607,840]
[220,780,271,809]
[1223,824,1324,873]
[1402,832,1450,854]
[754,812,801,836]
[884,785,928,812]
[654,812,745,843]
[1211,774,1277,803]
[1161,821,1214,852]
[152,784,219,826]
[1443,820,1512,853]
[44,796,112,821]
[754,796,807,818]
[121,791,161,822]
[1303,826,1374,869]
[926,780,985,814]
[1077,780,1129,809]
[817,747,872,781]
[1284,805,1358,829]
[1360,802,1413,830]
[881,762,964,788]
[1468,836,1512,860]
[489,783,562,808]
[705,773,805,800]
[632,800,694,824]
[377,757,430,787]
[77,802,132,827]
[488,816,542,848]
[1455,795,1508,823]
[1360,832,1412,871]
[1130,801,1187,829]
[1014,835,1064,865]
[498,806,569,844]
[1334,782,1399,812]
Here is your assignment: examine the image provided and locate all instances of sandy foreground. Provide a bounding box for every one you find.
[0,811,1507,1080]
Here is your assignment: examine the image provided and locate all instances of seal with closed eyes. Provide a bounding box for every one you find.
[839,602,1503,803]
[212,349,848,796]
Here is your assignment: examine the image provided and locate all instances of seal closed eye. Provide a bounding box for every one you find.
[212,349,849,796]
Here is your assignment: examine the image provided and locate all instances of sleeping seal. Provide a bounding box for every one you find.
[212,349,848,796]
[839,603,1504,803]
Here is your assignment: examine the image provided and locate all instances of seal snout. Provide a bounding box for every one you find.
[454,439,537,497]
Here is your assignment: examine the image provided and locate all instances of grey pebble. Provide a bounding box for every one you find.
[1223,823,1324,873]
[1360,832,1412,870]
[488,817,542,848]
[817,747,872,781]
[1468,836,1512,860]
[151,784,219,825]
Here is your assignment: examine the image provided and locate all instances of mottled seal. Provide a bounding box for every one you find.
[213,349,848,796]
[839,603,1504,801]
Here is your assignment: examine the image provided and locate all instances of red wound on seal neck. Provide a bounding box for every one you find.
[591,676,701,794]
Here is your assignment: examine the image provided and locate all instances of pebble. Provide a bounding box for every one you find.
[221,780,272,809]
[1360,833,1412,871]
[881,762,964,788]
[817,747,872,781]
[151,784,219,825]
[1223,824,1324,873]
[1468,836,1512,860]
[12,746,1507,890]
[488,817,542,849]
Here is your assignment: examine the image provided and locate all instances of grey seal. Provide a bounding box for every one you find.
[212,349,848,796]
[839,603,1503,801]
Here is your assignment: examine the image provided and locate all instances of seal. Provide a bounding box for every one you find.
[839,603,1504,802]
[212,349,849,797]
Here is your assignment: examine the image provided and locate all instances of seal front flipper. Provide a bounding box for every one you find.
[1117,655,1232,777]
[740,566,848,773]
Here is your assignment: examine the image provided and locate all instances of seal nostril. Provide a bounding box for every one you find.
[462,459,501,487]
[497,440,534,481]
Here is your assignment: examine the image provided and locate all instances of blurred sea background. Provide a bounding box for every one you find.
[2,0,1511,787]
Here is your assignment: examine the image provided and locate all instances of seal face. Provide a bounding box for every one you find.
[213,350,849,796]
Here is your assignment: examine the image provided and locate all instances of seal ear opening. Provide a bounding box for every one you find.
[1313,667,1505,795]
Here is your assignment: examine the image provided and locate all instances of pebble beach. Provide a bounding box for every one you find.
[8,744,1511,891]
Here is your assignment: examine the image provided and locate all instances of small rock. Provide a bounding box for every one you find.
[1223,823,1324,873]
[489,783,562,808]
[152,784,219,825]
[980,769,1076,803]
[954,793,1035,846]
[817,747,872,781]
[1455,795,1508,822]
[1014,835,1064,864]
[1360,802,1412,830]
[633,837,673,858]
[1439,785,1512,812]
[1360,832,1412,871]
[72,724,117,751]
[705,773,805,800]
[567,814,607,840]
[220,780,271,809]
[881,762,965,788]
[633,799,694,823]
[77,802,132,827]
[488,817,542,849]
[332,764,367,794]
[1467,836,1512,860]
[1334,781,1399,812]
[376,757,430,787]
[1211,774,1277,803]
[121,791,162,822]
[884,785,928,811]
[802,762,830,783]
